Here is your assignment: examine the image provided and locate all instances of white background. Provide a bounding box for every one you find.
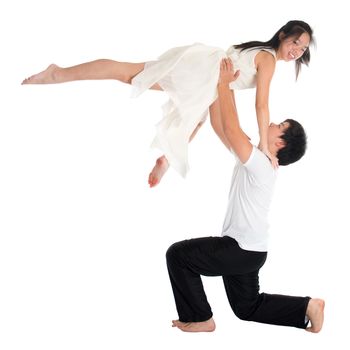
[0,0,349,349]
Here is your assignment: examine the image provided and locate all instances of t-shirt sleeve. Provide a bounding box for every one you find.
[243,146,275,182]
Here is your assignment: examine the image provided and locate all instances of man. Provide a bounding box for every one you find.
[166,58,324,333]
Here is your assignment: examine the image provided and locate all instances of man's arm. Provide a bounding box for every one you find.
[209,98,232,151]
[218,59,252,163]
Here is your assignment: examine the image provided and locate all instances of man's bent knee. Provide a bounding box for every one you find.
[166,241,186,266]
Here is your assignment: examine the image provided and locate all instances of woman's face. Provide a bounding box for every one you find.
[277,32,311,61]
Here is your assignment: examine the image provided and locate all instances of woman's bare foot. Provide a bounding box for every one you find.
[22,64,61,84]
[306,298,325,333]
[148,156,169,188]
[171,318,216,333]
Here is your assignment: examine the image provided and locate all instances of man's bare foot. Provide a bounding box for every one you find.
[171,318,216,333]
[148,156,169,188]
[306,298,325,333]
[22,64,61,84]
[172,320,181,327]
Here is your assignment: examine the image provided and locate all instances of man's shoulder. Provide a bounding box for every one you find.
[243,147,276,180]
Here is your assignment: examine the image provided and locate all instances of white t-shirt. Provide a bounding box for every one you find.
[222,146,277,252]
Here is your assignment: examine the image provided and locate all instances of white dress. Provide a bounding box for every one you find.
[131,43,276,177]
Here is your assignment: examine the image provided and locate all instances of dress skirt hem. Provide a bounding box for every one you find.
[131,43,227,177]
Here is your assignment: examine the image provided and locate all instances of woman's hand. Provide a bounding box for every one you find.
[218,58,240,85]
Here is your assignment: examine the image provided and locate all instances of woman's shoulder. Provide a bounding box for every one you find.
[256,48,276,60]
[255,49,276,68]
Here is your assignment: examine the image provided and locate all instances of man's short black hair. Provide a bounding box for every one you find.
[277,119,307,166]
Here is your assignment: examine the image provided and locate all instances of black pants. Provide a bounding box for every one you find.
[166,236,310,329]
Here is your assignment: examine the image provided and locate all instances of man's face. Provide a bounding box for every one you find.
[268,121,290,146]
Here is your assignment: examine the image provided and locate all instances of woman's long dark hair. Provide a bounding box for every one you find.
[234,20,314,79]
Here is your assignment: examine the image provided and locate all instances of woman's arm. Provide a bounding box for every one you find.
[255,51,278,167]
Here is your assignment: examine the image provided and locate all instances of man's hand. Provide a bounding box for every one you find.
[218,58,240,85]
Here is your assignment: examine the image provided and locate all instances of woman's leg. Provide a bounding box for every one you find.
[22,59,162,88]
[148,96,234,188]
[148,155,169,188]
[148,120,205,188]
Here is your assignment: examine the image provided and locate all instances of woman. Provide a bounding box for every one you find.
[22,20,314,186]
